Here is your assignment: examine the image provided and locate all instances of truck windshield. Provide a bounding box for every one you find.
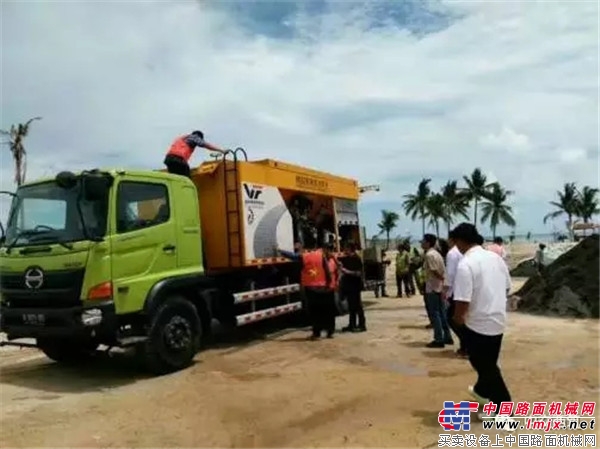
[4,181,108,247]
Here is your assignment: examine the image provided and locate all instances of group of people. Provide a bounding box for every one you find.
[373,225,513,416]
[285,222,513,416]
[392,242,423,298]
[279,242,367,340]
[413,224,513,416]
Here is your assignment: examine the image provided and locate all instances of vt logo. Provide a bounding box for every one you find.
[243,183,263,200]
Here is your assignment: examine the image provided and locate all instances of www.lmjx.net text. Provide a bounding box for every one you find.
[482,416,596,432]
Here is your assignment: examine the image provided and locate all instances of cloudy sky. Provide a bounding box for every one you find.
[1,0,598,239]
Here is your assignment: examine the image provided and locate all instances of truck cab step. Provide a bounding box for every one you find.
[117,336,148,347]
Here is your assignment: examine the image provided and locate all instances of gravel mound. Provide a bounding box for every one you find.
[516,235,599,318]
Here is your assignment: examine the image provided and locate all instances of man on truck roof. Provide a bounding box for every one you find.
[164,130,225,177]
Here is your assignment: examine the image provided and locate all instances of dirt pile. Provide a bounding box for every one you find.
[516,235,599,318]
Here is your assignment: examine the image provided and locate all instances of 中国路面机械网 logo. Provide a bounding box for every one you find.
[438,401,480,431]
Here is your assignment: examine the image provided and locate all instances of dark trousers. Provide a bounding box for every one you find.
[407,268,417,295]
[395,273,413,297]
[164,154,191,178]
[463,326,511,407]
[424,292,452,343]
[307,289,336,336]
[446,296,466,351]
[344,287,365,329]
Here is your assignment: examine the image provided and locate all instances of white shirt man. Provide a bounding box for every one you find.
[444,242,466,356]
[444,244,463,298]
[450,222,513,415]
[454,245,511,335]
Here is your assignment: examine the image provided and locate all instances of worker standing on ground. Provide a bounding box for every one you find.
[378,248,390,297]
[339,243,367,333]
[164,131,225,177]
[395,243,411,298]
[324,244,339,337]
[535,243,546,274]
[278,244,333,340]
[422,234,452,348]
[409,245,423,295]
[451,223,513,416]
[443,232,467,358]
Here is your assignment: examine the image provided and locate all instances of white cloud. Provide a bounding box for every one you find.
[558,147,587,163]
[1,0,598,237]
[480,127,532,154]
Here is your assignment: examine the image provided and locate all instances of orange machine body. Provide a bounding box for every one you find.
[189,158,360,272]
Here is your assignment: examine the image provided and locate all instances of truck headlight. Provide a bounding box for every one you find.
[81,308,103,326]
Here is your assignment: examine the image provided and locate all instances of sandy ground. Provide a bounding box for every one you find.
[1,282,598,448]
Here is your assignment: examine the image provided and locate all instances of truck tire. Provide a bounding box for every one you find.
[37,337,98,364]
[142,296,201,375]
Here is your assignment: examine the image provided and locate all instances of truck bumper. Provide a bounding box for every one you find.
[0,301,117,341]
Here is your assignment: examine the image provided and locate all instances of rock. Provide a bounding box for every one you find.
[517,235,599,319]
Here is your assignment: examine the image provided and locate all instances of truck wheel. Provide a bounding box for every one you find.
[142,296,201,375]
[37,337,98,364]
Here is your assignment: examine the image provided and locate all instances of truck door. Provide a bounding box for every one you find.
[174,182,203,271]
[110,178,177,315]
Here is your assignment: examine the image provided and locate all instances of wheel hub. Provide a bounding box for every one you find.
[164,316,192,351]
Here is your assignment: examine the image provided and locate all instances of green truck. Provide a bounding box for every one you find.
[0,151,363,374]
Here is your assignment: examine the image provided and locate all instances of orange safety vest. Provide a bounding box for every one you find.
[166,135,194,162]
[327,257,338,290]
[300,250,327,288]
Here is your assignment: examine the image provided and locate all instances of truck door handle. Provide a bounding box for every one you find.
[163,244,176,252]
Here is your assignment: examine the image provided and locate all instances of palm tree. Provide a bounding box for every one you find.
[543,182,579,240]
[377,209,399,249]
[1,117,42,186]
[479,182,516,238]
[440,180,469,234]
[425,193,446,237]
[463,168,491,225]
[575,185,599,224]
[402,178,431,235]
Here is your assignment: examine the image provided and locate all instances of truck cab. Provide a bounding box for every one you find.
[0,169,210,374]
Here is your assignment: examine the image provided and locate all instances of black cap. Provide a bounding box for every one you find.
[450,223,483,245]
[191,130,204,139]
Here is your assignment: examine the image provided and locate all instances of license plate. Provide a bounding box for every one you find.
[22,313,45,326]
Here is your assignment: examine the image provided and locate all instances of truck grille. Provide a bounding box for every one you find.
[0,269,85,308]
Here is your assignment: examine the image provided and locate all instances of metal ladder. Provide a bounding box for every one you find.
[222,147,248,267]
